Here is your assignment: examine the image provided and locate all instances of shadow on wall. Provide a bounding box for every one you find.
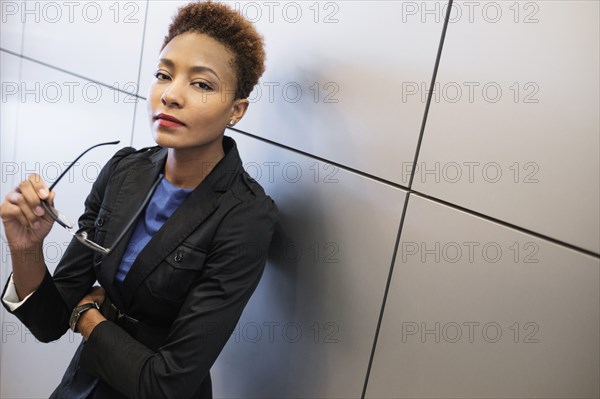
[245,54,426,186]
[213,171,357,396]
[210,58,404,396]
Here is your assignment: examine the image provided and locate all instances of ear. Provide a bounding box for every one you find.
[229,98,250,124]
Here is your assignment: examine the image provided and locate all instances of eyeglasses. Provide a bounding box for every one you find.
[40,141,161,255]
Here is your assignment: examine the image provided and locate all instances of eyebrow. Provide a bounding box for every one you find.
[158,58,221,81]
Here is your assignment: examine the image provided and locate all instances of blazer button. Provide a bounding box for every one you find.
[96,218,104,227]
[174,251,183,262]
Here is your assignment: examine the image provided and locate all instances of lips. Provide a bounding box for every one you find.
[155,113,186,126]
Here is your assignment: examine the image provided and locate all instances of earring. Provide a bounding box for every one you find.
[228,120,236,126]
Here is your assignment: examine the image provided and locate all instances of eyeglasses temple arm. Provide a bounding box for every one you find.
[48,140,121,191]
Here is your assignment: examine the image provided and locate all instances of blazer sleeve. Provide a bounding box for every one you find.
[0,147,136,342]
[79,195,279,399]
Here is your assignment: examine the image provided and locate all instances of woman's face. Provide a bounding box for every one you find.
[147,31,247,151]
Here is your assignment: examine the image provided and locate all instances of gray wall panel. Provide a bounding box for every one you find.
[0,51,21,206]
[413,0,600,253]
[5,1,147,88]
[366,194,600,398]
[0,1,23,53]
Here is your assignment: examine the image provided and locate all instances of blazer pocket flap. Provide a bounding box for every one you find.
[165,243,207,270]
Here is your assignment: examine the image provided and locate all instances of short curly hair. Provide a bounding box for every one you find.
[160,0,266,100]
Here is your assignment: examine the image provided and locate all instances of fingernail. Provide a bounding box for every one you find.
[39,189,48,198]
[33,221,40,229]
[34,206,44,216]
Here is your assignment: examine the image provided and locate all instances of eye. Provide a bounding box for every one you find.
[193,81,213,91]
[154,71,170,80]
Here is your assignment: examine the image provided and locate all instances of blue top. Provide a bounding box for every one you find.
[114,174,193,294]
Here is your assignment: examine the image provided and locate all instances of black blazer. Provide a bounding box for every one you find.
[2,136,279,399]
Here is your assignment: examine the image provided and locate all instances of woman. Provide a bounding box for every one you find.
[0,1,278,398]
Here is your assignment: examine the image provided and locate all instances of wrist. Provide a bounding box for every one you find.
[10,241,44,265]
[70,302,100,333]
[78,309,106,340]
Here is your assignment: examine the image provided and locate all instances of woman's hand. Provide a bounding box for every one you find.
[0,173,56,251]
[77,286,106,308]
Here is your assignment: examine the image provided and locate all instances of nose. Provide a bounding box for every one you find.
[160,81,184,108]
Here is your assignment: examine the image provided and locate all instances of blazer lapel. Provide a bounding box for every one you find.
[121,136,243,308]
[99,148,167,307]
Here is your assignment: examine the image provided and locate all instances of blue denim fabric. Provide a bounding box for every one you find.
[49,339,99,399]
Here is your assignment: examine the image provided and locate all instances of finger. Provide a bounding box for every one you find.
[7,190,41,228]
[14,179,53,206]
[27,173,50,201]
[19,179,45,218]
[0,201,30,227]
[38,190,57,225]
[77,296,94,307]
[47,190,56,208]
[90,286,105,301]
